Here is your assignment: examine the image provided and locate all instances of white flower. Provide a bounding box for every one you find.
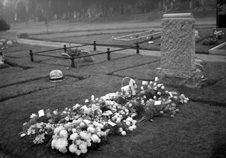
[91,95,95,101]
[91,134,100,143]
[54,138,68,153]
[72,128,77,133]
[87,140,92,147]
[20,133,26,137]
[38,109,45,117]
[69,144,78,153]
[80,131,91,140]
[54,126,65,134]
[80,122,86,128]
[79,141,88,151]
[81,148,88,154]
[126,117,133,122]
[142,81,149,86]
[59,147,67,153]
[154,77,158,82]
[132,120,137,125]
[128,126,134,131]
[75,149,81,155]
[131,125,137,130]
[30,113,37,119]
[73,104,80,109]
[125,121,131,126]
[85,99,89,103]
[76,139,82,145]
[116,117,122,123]
[93,121,104,129]
[53,110,58,115]
[70,133,79,140]
[121,131,126,136]
[59,129,68,138]
[83,119,91,125]
[87,126,95,133]
[51,139,57,149]
[72,119,82,125]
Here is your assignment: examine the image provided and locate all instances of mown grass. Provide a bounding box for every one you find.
[0,41,226,158]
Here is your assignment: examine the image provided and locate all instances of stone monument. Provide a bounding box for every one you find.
[156,13,203,88]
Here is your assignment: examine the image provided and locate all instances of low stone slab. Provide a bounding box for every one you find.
[0,31,17,42]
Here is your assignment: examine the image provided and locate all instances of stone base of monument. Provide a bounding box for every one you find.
[156,68,203,88]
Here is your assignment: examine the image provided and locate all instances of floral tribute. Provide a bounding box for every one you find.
[20,77,189,156]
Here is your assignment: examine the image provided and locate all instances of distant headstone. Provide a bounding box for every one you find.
[156,13,203,88]
[0,31,17,42]
[216,0,226,28]
[63,48,94,62]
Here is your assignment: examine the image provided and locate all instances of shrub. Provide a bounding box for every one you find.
[202,37,216,46]
[0,18,10,31]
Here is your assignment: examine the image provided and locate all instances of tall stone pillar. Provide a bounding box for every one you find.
[156,13,203,88]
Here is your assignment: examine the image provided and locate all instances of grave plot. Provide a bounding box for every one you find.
[38,50,130,68]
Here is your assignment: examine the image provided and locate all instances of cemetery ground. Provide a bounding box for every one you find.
[1,16,226,157]
[0,41,226,158]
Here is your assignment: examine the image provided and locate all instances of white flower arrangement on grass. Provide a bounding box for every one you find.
[20,77,189,156]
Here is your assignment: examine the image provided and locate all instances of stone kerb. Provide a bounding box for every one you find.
[157,13,203,88]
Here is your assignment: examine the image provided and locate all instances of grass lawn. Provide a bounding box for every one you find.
[26,24,223,54]
[0,41,226,158]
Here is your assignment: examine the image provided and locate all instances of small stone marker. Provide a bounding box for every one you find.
[156,13,203,88]
[81,50,94,62]
[0,52,4,65]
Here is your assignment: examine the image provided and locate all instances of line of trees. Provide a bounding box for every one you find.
[0,0,216,23]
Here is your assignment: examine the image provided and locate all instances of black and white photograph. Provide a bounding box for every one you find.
[0,0,226,157]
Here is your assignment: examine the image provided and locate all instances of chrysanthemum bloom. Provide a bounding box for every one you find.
[55,138,68,153]
[126,121,131,126]
[80,131,91,140]
[70,133,79,141]
[87,126,95,133]
[69,144,78,153]
[59,129,68,138]
[79,141,88,152]
[54,126,65,134]
[51,139,57,149]
[75,149,81,155]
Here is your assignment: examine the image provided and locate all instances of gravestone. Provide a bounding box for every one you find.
[216,0,226,28]
[156,13,203,88]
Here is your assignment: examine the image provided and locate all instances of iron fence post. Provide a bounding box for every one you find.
[64,45,67,53]
[93,41,96,51]
[136,41,140,54]
[107,48,111,61]
[29,50,34,62]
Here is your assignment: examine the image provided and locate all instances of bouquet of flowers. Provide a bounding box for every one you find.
[20,77,188,156]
